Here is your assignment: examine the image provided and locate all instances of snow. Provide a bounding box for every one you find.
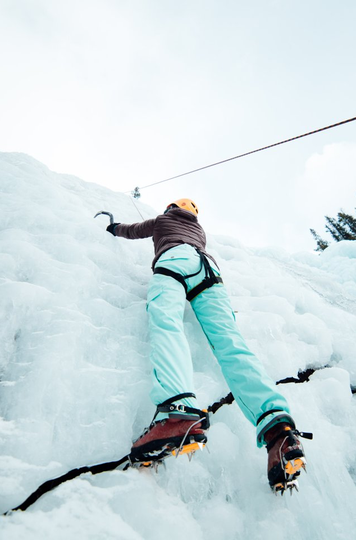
[1,151,356,539]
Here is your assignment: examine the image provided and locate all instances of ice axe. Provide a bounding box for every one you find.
[94,211,115,225]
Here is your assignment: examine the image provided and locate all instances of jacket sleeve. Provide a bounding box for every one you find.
[114,219,156,239]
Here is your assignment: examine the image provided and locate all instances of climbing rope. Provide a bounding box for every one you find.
[129,195,145,220]
[128,116,356,197]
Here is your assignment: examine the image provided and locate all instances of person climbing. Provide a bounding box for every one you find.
[106,198,309,492]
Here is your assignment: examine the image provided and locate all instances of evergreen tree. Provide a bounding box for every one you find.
[310,229,330,252]
[310,208,356,251]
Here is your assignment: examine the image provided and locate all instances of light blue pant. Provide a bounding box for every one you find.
[147,244,293,446]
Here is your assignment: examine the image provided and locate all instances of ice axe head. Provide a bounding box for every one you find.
[94,211,114,224]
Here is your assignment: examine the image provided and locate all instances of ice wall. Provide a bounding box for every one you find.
[1,152,355,539]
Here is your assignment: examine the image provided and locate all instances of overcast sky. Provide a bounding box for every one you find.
[1,0,355,252]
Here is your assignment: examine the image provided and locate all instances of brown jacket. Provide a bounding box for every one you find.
[114,208,214,269]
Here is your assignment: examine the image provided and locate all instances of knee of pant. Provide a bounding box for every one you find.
[208,332,251,358]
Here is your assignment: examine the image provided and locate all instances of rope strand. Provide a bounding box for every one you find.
[128,116,356,194]
[130,195,145,221]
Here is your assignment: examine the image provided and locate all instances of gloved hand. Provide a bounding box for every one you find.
[106,223,120,235]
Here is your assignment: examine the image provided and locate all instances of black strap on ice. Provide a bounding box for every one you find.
[207,391,235,414]
[208,400,286,426]
[153,248,223,302]
[5,454,131,514]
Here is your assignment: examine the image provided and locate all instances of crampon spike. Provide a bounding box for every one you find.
[131,441,206,471]
[135,459,165,472]
[273,479,299,495]
[172,441,206,458]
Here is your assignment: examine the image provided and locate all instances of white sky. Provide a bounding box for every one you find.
[1,0,355,252]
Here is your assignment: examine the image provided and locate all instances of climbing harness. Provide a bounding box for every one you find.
[154,248,223,302]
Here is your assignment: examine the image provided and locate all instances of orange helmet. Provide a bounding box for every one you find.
[166,198,199,216]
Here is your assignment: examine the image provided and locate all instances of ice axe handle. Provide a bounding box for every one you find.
[94,211,115,224]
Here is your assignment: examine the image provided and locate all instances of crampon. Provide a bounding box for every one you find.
[265,423,313,496]
[271,455,307,495]
[129,397,209,468]
[130,439,207,471]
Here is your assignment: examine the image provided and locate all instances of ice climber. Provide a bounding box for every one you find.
[106,198,308,492]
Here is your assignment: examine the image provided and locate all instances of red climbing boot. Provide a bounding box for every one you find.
[130,416,208,463]
[265,422,310,494]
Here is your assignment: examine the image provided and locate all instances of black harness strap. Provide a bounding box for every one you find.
[187,275,223,302]
[154,267,188,294]
[153,249,223,302]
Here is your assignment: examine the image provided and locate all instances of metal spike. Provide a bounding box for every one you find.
[151,460,165,473]
[273,478,300,496]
